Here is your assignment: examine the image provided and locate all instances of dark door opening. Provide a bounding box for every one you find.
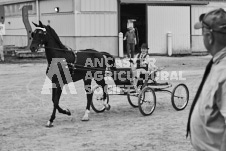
[120,4,147,55]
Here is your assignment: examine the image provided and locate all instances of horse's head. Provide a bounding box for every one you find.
[30,21,48,52]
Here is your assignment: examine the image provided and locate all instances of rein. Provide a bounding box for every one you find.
[38,45,118,73]
[39,46,75,52]
[38,45,115,55]
[67,63,116,72]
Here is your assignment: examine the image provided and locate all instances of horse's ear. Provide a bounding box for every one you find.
[32,22,38,27]
[39,21,44,28]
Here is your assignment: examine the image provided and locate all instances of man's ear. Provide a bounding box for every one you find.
[32,22,38,27]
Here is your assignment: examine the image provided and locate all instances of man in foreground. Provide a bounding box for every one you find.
[187,8,226,151]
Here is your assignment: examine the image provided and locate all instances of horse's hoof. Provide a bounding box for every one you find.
[66,109,71,116]
[81,117,89,121]
[105,104,111,111]
[46,121,54,128]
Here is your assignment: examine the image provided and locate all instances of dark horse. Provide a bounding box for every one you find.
[30,21,116,127]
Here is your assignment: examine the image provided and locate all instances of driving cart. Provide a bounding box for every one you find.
[91,67,189,116]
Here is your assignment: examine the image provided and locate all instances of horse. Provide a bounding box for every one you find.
[30,21,116,127]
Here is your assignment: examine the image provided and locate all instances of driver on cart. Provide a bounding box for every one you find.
[130,43,157,91]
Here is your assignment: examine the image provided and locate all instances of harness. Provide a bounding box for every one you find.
[42,46,115,74]
[136,53,148,70]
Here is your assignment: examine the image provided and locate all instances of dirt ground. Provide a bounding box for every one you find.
[0,55,211,151]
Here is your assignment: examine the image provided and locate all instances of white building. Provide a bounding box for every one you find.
[1,0,226,55]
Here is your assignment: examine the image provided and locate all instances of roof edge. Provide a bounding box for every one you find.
[0,0,35,5]
[120,0,209,5]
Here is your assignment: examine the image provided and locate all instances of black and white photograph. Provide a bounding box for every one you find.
[0,0,226,151]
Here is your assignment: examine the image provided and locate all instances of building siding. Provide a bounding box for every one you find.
[148,5,190,54]
[75,0,118,36]
[5,15,36,35]
[75,12,117,36]
[40,13,75,37]
[81,0,117,12]
[40,0,74,14]
[2,0,226,55]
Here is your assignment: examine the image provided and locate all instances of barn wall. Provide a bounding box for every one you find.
[74,37,118,56]
[40,14,75,37]
[80,0,117,12]
[4,15,37,46]
[74,0,118,36]
[39,0,74,14]
[3,0,75,47]
[4,1,36,36]
[4,0,225,55]
[73,0,118,55]
[3,35,27,46]
[148,5,190,54]
[2,0,118,54]
[39,0,75,36]
[75,13,117,36]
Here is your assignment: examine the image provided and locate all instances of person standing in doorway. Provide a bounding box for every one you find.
[0,33,4,62]
[187,8,226,151]
[124,27,136,58]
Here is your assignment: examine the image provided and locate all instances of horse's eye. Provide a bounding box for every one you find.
[38,31,43,34]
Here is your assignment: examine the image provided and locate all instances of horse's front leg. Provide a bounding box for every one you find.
[46,84,62,127]
[82,79,92,121]
[47,83,71,127]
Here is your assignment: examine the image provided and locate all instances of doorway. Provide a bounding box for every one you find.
[120,4,147,55]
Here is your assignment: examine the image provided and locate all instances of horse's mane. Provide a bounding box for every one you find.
[43,25,116,69]
[45,25,68,50]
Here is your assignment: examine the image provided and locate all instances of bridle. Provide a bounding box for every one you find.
[32,27,74,53]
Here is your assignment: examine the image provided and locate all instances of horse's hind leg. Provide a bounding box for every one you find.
[81,79,92,121]
[57,87,71,116]
[95,78,110,110]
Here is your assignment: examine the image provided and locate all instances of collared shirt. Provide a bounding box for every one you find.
[190,47,226,151]
[134,53,156,71]
[135,53,149,68]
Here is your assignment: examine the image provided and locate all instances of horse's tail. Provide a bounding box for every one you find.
[100,51,116,71]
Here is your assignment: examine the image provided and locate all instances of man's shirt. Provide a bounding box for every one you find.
[190,47,226,151]
[125,31,136,44]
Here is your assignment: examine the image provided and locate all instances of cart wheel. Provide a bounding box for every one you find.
[171,83,189,111]
[127,87,139,108]
[138,87,156,116]
[91,85,109,113]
